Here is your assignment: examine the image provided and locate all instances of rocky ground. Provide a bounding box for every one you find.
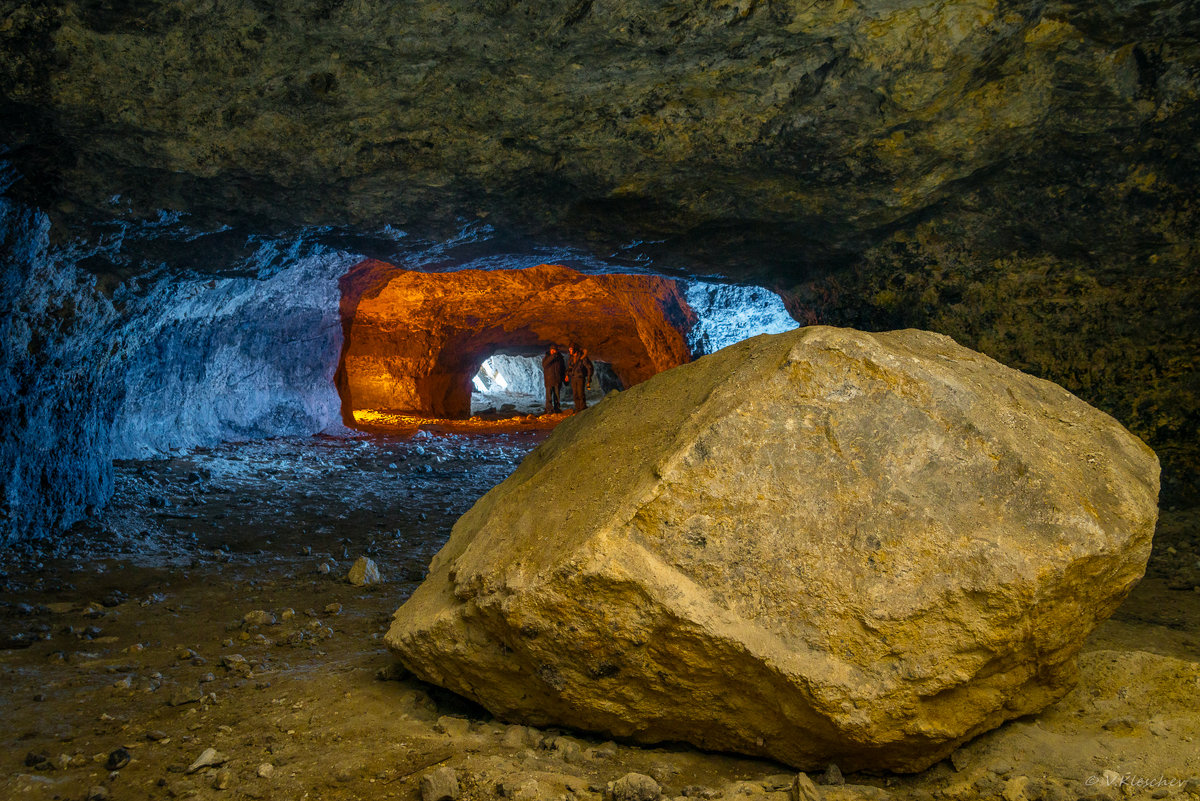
[1,430,1198,801]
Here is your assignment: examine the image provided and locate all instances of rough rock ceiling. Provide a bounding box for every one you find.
[2,0,1197,280]
[1,0,1197,514]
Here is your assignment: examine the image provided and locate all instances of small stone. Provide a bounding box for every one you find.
[790,773,821,801]
[511,779,543,801]
[169,684,203,706]
[317,562,331,575]
[419,766,460,801]
[550,736,583,761]
[243,610,276,627]
[763,775,794,791]
[324,603,342,615]
[648,762,681,785]
[1101,716,1141,734]
[105,748,131,771]
[348,556,382,586]
[376,662,410,681]
[820,764,844,786]
[502,725,532,749]
[221,654,251,675]
[435,715,471,738]
[257,763,275,779]
[1002,776,1032,801]
[280,608,295,621]
[606,773,660,801]
[212,768,232,790]
[187,747,227,773]
[87,786,110,801]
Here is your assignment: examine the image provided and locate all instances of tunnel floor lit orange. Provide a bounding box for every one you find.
[352,408,573,435]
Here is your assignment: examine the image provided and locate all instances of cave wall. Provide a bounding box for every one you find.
[1,196,121,544]
[0,192,355,543]
[108,250,350,459]
[476,355,548,398]
[684,282,799,354]
[791,161,1200,505]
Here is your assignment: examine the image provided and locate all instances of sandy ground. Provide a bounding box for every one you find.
[1,428,1198,801]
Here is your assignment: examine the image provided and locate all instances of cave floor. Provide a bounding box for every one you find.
[1,434,1199,801]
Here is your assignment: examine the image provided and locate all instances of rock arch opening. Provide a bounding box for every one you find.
[469,353,624,416]
[335,260,694,425]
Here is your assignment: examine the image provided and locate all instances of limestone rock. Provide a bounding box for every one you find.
[790,774,821,801]
[606,773,661,801]
[347,557,382,587]
[386,326,1159,772]
[243,610,276,627]
[419,766,460,801]
[187,747,227,774]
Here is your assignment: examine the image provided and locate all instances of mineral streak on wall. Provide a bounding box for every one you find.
[336,261,697,420]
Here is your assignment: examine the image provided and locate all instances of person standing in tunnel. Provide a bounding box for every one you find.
[541,344,567,414]
[566,343,594,413]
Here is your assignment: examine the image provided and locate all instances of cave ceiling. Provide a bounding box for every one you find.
[2,0,1197,283]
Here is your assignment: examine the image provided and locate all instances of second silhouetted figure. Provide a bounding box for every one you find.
[566,343,594,412]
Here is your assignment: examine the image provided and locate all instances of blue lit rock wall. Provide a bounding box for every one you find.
[1,198,121,544]
[1,194,353,543]
[108,250,352,460]
[685,281,799,356]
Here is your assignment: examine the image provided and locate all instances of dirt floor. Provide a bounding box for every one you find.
[1,426,1198,801]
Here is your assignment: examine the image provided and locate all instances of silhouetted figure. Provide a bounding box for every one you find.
[566,343,594,412]
[541,345,566,413]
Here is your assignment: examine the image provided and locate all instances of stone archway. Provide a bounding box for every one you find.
[336,261,696,420]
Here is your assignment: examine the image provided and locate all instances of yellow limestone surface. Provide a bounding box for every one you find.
[386,326,1159,772]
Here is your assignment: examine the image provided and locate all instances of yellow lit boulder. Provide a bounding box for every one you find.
[386,326,1160,772]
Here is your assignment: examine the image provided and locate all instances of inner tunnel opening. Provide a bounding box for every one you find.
[470,353,625,418]
[336,261,696,430]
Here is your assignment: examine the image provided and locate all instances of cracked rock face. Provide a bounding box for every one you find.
[386,326,1160,772]
[3,0,1195,275]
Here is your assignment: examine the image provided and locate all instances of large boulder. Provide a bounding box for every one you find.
[385,326,1159,772]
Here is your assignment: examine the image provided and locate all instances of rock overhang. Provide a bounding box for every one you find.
[1,0,1197,533]
[3,0,1195,283]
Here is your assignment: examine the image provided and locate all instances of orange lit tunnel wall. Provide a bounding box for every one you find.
[336,261,697,420]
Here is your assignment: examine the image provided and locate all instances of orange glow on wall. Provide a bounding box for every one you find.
[336,262,696,421]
